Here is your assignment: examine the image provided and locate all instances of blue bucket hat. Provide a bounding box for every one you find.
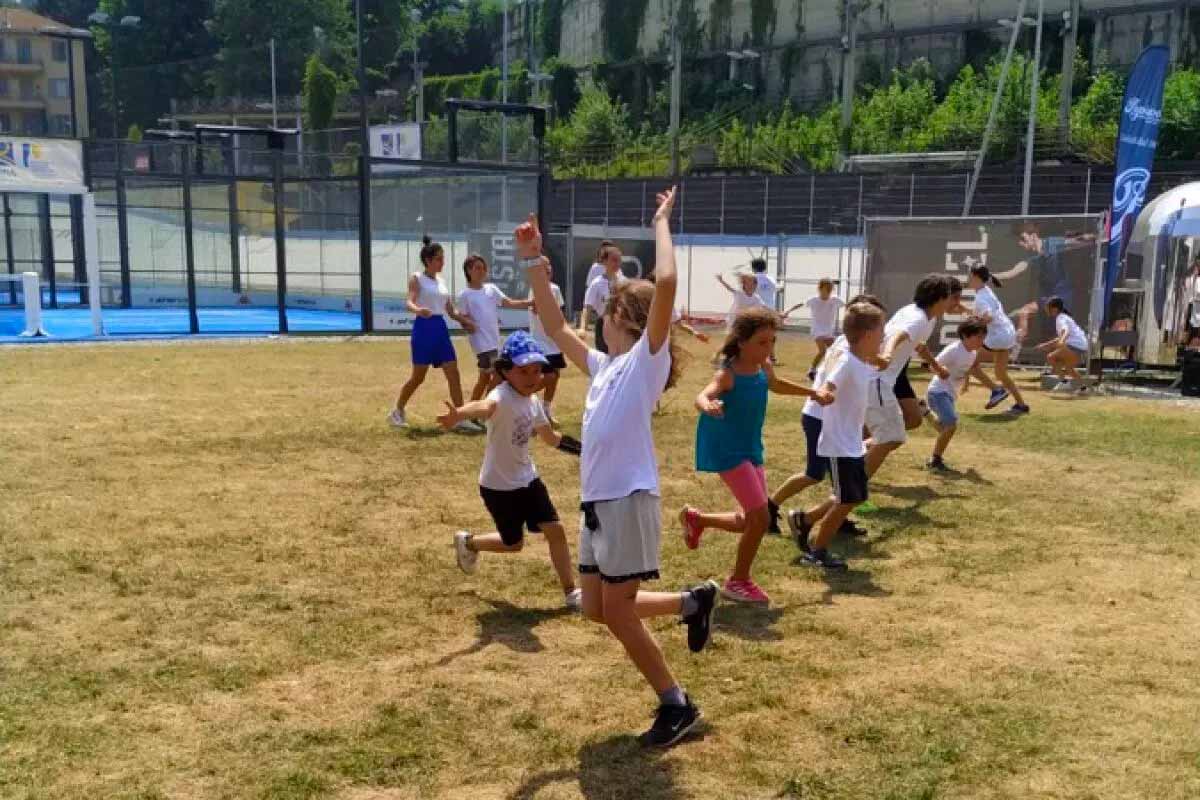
[500,330,550,368]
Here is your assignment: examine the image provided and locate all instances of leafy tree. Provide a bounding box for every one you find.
[849,62,937,155]
[303,52,339,171]
[546,83,630,168]
[1159,68,1200,161]
[1071,68,1123,163]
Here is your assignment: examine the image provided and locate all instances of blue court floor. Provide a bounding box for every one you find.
[0,306,362,343]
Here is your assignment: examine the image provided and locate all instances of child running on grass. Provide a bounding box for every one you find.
[458,254,534,408]
[925,316,988,472]
[517,188,718,750]
[784,278,843,381]
[679,307,832,606]
[791,302,885,571]
[1035,296,1090,393]
[438,331,584,609]
[770,294,885,538]
[527,259,568,423]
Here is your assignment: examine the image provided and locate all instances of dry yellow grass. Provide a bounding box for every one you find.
[2,333,1199,800]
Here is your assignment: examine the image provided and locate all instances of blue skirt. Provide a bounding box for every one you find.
[412,315,457,366]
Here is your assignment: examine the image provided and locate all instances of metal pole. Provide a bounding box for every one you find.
[1057,0,1079,152]
[110,28,119,139]
[762,176,769,237]
[66,36,78,138]
[39,195,55,309]
[2,195,14,306]
[1022,0,1044,216]
[502,0,509,162]
[272,148,288,333]
[228,177,242,294]
[963,0,1027,216]
[669,12,682,177]
[356,0,374,332]
[719,177,725,236]
[838,0,858,166]
[908,173,915,216]
[1083,165,1092,213]
[808,173,815,233]
[270,38,279,129]
[115,141,131,307]
[182,145,200,334]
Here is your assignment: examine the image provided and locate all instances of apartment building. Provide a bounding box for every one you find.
[0,8,88,138]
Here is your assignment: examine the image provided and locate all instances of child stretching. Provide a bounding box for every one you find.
[517,188,718,749]
[438,331,584,609]
[925,317,988,472]
[680,307,831,605]
[1035,296,1089,393]
[785,278,844,380]
[771,294,885,538]
[527,259,568,422]
[792,302,885,571]
[714,269,766,364]
[458,254,534,407]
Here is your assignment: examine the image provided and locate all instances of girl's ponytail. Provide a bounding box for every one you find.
[970,265,1002,289]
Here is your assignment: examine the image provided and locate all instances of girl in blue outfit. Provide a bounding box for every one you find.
[680,307,831,606]
[389,236,477,429]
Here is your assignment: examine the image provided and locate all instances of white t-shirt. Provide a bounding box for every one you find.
[415,273,449,316]
[974,286,1015,339]
[807,296,845,337]
[584,273,624,315]
[755,272,778,309]
[879,303,936,387]
[1056,313,1088,351]
[1187,274,1200,327]
[528,283,565,355]
[581,334,671,502]
[480,383,549,491]
[817,351,875,459]
[803,334,849,421]
[458,284,507,353]
[727,290,766,326]
[928,341,978,398]
[586,262,606,288]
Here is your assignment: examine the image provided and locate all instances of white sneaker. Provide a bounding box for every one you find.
[454,531,478,574]
[564,588,583,611]
[387,409,407,428]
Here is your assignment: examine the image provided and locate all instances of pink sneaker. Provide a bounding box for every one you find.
[721,578,770,605]
[679,507,705,550]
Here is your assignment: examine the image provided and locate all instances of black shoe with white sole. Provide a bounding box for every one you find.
[682,580,718,653]
[640,698,701,748]
[787,510,813,552]
[838,518,868,537]
[767,499,782,535]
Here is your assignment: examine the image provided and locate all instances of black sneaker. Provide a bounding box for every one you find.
[640,697,701,748]
[927,456,949,472]
[985,387,1010,410]
[1007,403,1031,416]
[787,510,813,552]
[767,500,781,535]
[800,548,848,571]
[681,580,718,653]
[838,518,868,537]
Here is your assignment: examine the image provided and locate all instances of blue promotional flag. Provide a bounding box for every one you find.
[1105,45,1169,322]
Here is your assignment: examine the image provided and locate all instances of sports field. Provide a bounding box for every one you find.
[3,334,1199,800]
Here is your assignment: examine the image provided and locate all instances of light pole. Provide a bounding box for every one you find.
[501,0,509,164]
[1021,0,1044,216]
[87,11,140,139]
[669,7,681,176]
[409,9,425,123]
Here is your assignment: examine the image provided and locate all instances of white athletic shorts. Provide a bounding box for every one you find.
[865,376,907,445]
[578,490,662,583]
[984,328,1017,352]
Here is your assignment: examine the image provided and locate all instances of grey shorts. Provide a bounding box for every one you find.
[476,349,498,370]
[578,490,661,583]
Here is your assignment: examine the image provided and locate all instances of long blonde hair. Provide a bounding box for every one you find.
[604,279,684,390]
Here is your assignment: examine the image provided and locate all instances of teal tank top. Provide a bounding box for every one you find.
[695,367,769,473]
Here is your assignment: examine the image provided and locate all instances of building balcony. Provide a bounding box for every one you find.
[0,58,44,74]
[0,95,46,110]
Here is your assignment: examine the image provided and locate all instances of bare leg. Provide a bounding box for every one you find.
[581,573,688,625]
[689,508,745,532]
[770,474,818,507]
[538,522,577,593]
[466,532,523,553]
[442,362,465,407]
[469,370,491,402]
[541,370,560,406]
[810,338,830,371]
[865,440,902,478]
[730,505,769,582]
[395,364,430,411]
[993,350,1026,406]
[811,502,854,552]
[932,423,957,459]
[602,579,678,693]
[899,397,924,431]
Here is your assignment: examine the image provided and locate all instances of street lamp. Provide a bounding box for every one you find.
[87,10,140,139]
[999,3,1044,215]
[409,9,426,123]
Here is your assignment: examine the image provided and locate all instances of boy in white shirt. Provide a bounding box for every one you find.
[457,255,533,407]
[785,277,844,380]
[438,331,583,609]
[794,302,885,571]
[926,317,989,472]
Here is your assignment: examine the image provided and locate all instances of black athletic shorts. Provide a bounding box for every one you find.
[545,353,567,371]
[594,316,609,354]
[479,477,560,546]
[476,349,498,370]
[892,359,916,401]
[828,456,869,506]
[802,413,828,481]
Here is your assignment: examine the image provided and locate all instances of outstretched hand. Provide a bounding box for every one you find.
[813,389,835,406]
[515,213,542,260]
[436,400,461,431]
[653,186,677,223]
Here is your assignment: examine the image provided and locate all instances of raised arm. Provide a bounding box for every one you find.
[436,397,496,430]
[516,217,592,373]
[716,274,735,294]
[764,362,825,400]
[645,186,678,354]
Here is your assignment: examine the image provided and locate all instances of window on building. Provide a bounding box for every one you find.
[50,79,69,99]
[22,112,44,135]
[0,40,8,62]
[17,39,32,64]
[19,78,35,100]
[52,114,72,136]
[0,113,11,133]
[52,40,68,63]
[0,78,9,97]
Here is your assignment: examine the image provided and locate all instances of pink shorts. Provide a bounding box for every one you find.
[719,461,768,512]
